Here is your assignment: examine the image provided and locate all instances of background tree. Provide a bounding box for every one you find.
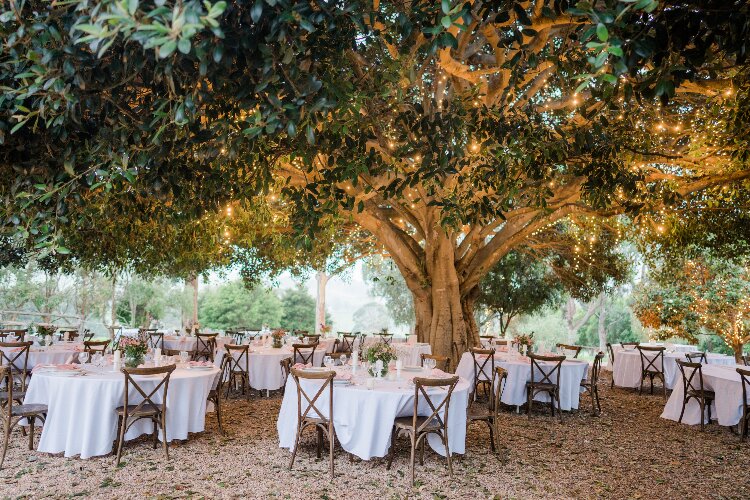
[280,285,318,332]
[199,280,283,330]
[363,257,415,328]
[351,302,393,334]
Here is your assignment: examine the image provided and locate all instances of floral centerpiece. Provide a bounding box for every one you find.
[271,328,285,349]
[364,342,396,377]
[513,332,534,356]
[120,336,147,368]
[35,324,56,346]
[320,323,332,336]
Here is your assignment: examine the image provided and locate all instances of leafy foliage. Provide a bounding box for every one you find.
[279,284,317,332]
[199,280,282,330]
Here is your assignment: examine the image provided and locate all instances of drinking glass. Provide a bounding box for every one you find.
[78,352,89,365]
[339,354,348,366]
[92,352,102,367]
[179,351,189,364]
[324,356,334,369]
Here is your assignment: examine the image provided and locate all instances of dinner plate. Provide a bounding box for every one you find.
[187,365,215,371]
[333,379,351,385]
[401,366,423,372]
[50,370,81,377]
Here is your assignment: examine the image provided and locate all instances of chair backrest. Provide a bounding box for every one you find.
[743,355,750,367]
[280,357,293,386]
[492,366,508,411]
[302,334,320,344]
[0,329,27,342]
[606,342,615,365]
[479,335,494,347]
[378,333,394,345]
[676,359,707,398]
[292,343,318,365]
[121,364,176,418]
[148,332,164,350]
[590,352,604,385]
[84,340,110,353]
[636,345,665,373]
[0,341,32,390]
[411,376,460,434]
[529,353,565,387]
[0,366,16,416]
[737,367,750,410]
[556,343,582,358]
[469,347,495,387]
[685,352,707,364]
[420,353,451,372]
[620,341,640,350]
[340,334,358,353]
[224,344,250,373]
[290,367,335,422]
[321,351,351,366]
[82,329,95,342]
[195,333,218,361]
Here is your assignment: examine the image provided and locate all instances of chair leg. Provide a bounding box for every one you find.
[677,398,687,424]
[409,433,416,486]
[443,432,453,479]
[595,386,601,415]
[526,387,532,417]
[161,412,169,461]
[289,425,302,470]
[28,418,35,451]
[0,416,10,469]
[487,420,496,453]
[556,391,563,423]
[386,427,396,470]
[115,415,127,465]
[316,426,323,459]
[699,401,705,431]
[215,397,224,435]
[328,422,334,482]
[153,420,158,449]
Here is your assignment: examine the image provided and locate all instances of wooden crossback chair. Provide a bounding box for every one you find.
[115,364,176,465]
[193,333,218,362]
[289,367,336,481]
[339,334,358,353]
[737,367,750,441]
[292,343,318,366]
[580,352,605,415]
[556,343,583,358]
[0,341,32,403]
[636,345,667,398]
[675,359,715,431]
[280,357,293,394]
[468,366,507,452]
[82,329,95,342]
[606,342,616,388]
[59,329,79,341]
[527,353,566,421]
[302,334,320,345]
[84,340,110,354]
[0,366,47,469]
[0,330,26,342]
[387,375,460,486]
[420,354,451,372]
[469,347,495,403]
[685,351,707,364]
[620,341,640,349]
[479,335,495,347]
[208,355,226,434]
[147,332,164,350]
[223,344,252,400]
[378,333,394,345]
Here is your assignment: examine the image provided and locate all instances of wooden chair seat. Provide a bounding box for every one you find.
[686,389,715,400]
[11,403,48,418]
[115,403,160,417]
[467,406,493,420]
[0,389,26,402]
[393,415,442,431]
[527,381,559,392]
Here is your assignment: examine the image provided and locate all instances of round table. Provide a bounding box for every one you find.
[23,363,220,459]
[454,351,589,411]
[277,366,470,460]
[1,343,82,369]
[162,335,233,352]
[612,349,736,390]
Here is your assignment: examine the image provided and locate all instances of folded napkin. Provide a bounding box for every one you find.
[292,362,312,369]
[431,368,450,378]
[32,363,79,373]
[188,361,213,367]
[335,372,352,381]
[496,346,509,353]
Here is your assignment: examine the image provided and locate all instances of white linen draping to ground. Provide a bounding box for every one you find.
[1,343,82,369]
[454,352,589,411]
[214,346,292,391]
[612,348,735,390]
[278,366,469,460]
[661,364,747,426]
[23,363,220,459]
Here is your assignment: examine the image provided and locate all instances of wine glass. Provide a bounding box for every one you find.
[179,351,189,364]
[78,352,89,365]
[324,355,334,369]
[92,352,102,367]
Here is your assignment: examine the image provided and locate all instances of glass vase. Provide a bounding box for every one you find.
[124,352,144,368]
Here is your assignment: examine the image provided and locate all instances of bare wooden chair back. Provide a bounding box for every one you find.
[340,334,357,352]
[293,343,318,365]
[84,340,110,354]
[0,330,26,342]
[289,367,336,479]
[676,359,708,398]
[636,345,667,397]
[302,334,320,345]
[479,335,495,347]
[0,341,32,391]
[529,353,565,388]
[685,352,707,364]
[116,364,176,464]
[0,365,48,468]
[82,329,95,342]
[193,333,218,362]
[737,367,750,441]
[378,333,394,345]
[620,341,640,350]
[225,344,250,374]
[420,353,451,372]
[469,347,495,403]
[280,357,293,391]
[556,343,583,358]
[148,332,164,350]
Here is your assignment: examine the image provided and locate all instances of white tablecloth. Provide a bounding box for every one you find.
[1,343,82,369]
[661,364,747,426]
[612,349,736,390]
[392,343,432,367]
[455,352,589,411]
[637,342,698,353]
[278,367,469,460]
[214,346,292,391]
[161,335,233,352]
[24,363,220,459]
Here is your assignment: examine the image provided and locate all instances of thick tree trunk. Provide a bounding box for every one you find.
[315,270,329,335]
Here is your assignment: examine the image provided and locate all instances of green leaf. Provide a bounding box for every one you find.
[10,120,27,134]
[158,40,176,58]
[596,23,608,42]
[128,0,139,15]
[63,159,75,176]
[441,0,451,15]
[441,15,452,29]
[177,38,191,54]
[251,0,263,22]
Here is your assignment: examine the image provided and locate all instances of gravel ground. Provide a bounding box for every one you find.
[1,374,749,499]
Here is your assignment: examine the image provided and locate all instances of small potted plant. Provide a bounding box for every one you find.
[35,324,56,346]
[120,336,147,368]
[271,329,285,349]
[364,342,396,377]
